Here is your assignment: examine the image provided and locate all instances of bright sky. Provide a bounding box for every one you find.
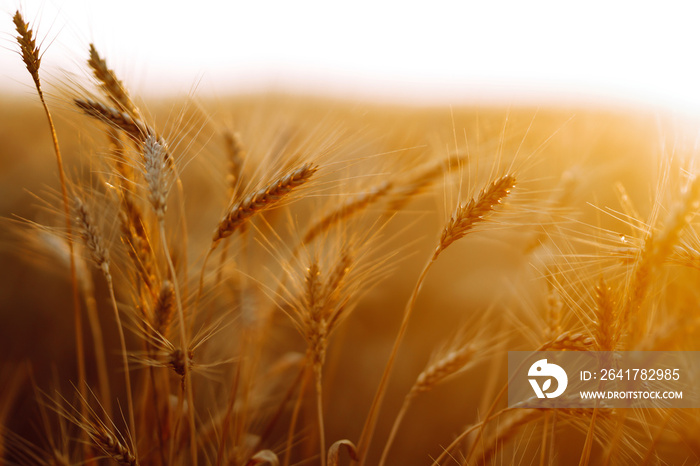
[3,1,700,112]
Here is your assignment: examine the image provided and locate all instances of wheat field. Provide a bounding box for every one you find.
[3,10,700,466]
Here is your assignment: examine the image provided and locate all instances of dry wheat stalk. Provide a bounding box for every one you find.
[213,163,319,243]
[14,14,90,445]
[286,250,353,466]
[328,439,358,466]
[543,284,563,341]
[358,173,516,465]
[389,154,468,211]
[380,342,477,466]
[301,180,393,247]
[73,197,137,455]
[474,409,543,466]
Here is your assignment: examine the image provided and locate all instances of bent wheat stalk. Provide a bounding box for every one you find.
[356,174,515,464]
[74,197,138,458]
[379,345,476,466]
[14,11,90,456]
[300,180,393,249]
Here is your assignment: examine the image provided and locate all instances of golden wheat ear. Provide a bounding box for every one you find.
[87,43,141,118]
[436,174,516,258]
[213,162,319,243]
[75,98,150,139]
[13,11,42,88]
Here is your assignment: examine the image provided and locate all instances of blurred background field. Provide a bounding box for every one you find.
[4,2,700,464]
[3,92,696,464]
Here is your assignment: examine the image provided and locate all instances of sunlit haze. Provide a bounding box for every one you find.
[2,1,700,112]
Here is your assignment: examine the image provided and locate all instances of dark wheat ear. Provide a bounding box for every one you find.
[73,197,111,280]
[212,162,319,243]
[13,11,41,88]
[153,280,175,337]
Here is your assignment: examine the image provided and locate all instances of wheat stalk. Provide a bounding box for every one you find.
[13,13,89,447]
[301,180,393,248]
[380,343,476,466]
[358,173,515,465]
[388,154,469,211]
[74,197,137,457]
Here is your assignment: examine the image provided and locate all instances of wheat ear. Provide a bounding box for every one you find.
[454,330,590,466]
[213,163,319,244]
[594,279,618,351]
[153,280,175,338]
[87,44,140,118]
[89,426,139,466]
[224,130,246,198]
[216,131,247,285]
[436,174,516,258]
[143,135,171,220]
[75,98,150,139]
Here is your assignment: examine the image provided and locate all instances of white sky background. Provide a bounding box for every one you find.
[2,1,700,112]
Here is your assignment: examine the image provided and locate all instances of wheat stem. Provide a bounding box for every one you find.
[378,392,415,466]
[284,363,311,466]
[13,11,88,449]
[105,278,138,459]
[158,221,197,466]
[358,174,515,464]
[356,258,433,465]
[314,363,327,466]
